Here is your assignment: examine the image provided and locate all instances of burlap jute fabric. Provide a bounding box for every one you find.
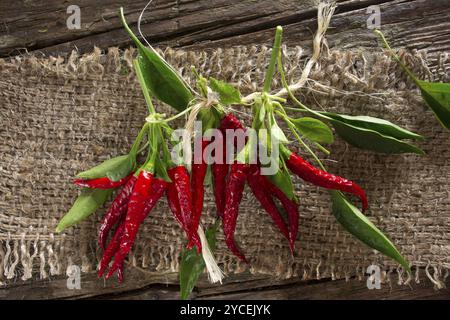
[0,46,449,287]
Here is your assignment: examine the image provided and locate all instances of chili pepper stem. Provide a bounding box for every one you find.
[277,54,329,121]
[133,59,156,115]
[273,2,335,99]
[130,123,149,157]
[137,141,149,154]
[374,29,421,87]
[263,26,283,93]
[197,224,224,284]
[161,105,194,123]
[275,109,327,171]
[314,142,331,155]
[287,117,327,171]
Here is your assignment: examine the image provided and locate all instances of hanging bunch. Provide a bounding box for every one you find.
[55,3,439,299]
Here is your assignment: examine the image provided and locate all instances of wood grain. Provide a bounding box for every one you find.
[2,268,449,300]
[1,0,449,58]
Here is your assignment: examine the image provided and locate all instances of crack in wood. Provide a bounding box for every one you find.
[3,0,446,58]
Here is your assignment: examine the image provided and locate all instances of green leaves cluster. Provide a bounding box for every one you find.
[283,110,424,154]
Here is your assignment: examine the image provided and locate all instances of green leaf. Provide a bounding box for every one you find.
[179,248,204,300]
[290,117,334,144]
[209,77,242,105]
[76,155,134,182]
[154,156,172,183]
[56,188,113,233]
[321,113,423,141]
[418,81,450,131]
[266,167,297,202]
[330,191,410,272]
[179,223,219,300]
[329,119,424,154]
[120,8,193,111]
[271,122,288,143]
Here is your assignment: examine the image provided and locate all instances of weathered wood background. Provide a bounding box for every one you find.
[1,0,450,299]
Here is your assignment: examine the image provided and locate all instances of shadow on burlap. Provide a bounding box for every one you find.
[0,45,449,287]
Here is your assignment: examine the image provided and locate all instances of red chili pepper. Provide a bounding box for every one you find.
[98,175,137,250]
[189,139,210,246]
[167,166,202,252]
[74,174,132,189]
[223,162,250,263]
[105,172,168,279]
[260,176,299,252]
[220,113,245,132]
[284,150,368,212]
[247,165,291,247]
[212,113,245,218]
[98,219,125,280]
[212,162,228,218]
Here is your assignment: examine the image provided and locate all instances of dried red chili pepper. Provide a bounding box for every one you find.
[212,162,228,218]
[167,166,202,252]
[212,113,245,218]
[98,219,125,280]
[223,162,251,263]
[247,165,291,248]
[105,172,168,278]
[98,175,137,250]
[283,149,368,211]
[74,174,133,189]
[220,113,245,132]
[167,178,186,227]
[189,139,210,246]
[260,175,299,251]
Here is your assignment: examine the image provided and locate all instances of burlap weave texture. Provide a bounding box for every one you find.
[0,45,449,286]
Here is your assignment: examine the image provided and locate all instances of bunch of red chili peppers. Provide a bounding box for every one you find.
[69,112,204,281]
[62,97,368,281]
[209,107,368,263]
[56,10,413,285]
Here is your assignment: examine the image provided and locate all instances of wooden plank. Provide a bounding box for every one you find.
[0,268,179,300]
[0,0,320,57]
[1,268,449,300]
[1,0,449,58]
[181,0,450,54]
[198,277,450,300]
